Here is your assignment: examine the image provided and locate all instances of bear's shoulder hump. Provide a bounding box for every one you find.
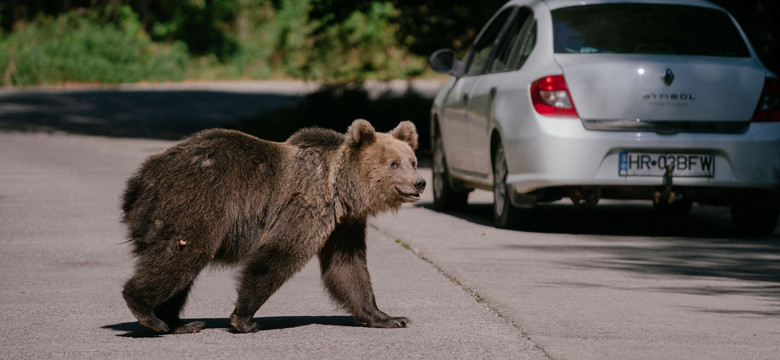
[287,127,344,150]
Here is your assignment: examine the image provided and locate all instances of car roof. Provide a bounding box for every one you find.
[505,0,722,11]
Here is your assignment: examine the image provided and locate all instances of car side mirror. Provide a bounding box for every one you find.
[429,49,464,77]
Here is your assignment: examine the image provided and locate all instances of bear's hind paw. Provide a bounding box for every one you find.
[230,313,260,333]
[172,321,206,334]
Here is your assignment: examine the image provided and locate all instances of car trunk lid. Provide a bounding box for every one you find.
[555,54,765,133]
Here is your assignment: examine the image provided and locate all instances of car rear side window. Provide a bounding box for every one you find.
[465,8,514,76]
[552,4,750,57]
[491,8,533,73]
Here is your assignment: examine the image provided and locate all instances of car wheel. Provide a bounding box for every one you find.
[731,198,779,237]
[492,145,527,229]
[432,132,468,211]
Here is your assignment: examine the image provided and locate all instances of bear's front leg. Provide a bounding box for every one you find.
[318,219,410,328]
[231,244,314,333]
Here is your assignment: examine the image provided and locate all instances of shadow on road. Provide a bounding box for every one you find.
[0,90,303,139]
[424,201,779,240]
[530,236,780,314]
[103,315,359,337]
[0,84,436,144]
[425,201,780,306]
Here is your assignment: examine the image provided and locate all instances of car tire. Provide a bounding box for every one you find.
[731,198,779,237]
[492,145,528,229]
[432,132,469,211]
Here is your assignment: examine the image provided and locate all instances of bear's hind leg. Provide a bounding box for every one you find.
[318,220,410,328]
[154,284,205,334]
[123,260,206,334]
[122,276,173,333]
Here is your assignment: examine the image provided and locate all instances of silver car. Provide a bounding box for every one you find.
[429,0,780,235]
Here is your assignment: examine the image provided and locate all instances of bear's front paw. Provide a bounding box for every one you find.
[135,315,170,333]
[230,313,259,333]
[370,316,411,328]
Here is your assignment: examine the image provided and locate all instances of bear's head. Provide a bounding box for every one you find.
[346,119,426,215]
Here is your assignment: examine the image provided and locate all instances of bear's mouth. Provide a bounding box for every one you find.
[396,187,421,202]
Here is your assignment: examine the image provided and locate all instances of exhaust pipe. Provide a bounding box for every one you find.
[568,186,601,207]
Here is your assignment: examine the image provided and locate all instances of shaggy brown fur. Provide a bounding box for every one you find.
[121,119,425,334]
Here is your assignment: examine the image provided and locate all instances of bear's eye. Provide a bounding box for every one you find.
[411,161,416,168]
[391,162,399,169]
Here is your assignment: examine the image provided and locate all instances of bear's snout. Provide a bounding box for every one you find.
[414,178,426,192]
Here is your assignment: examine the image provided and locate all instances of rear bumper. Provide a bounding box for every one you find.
[504,117,780,199]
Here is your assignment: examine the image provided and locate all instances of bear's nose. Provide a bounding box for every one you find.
[413,178,426,192]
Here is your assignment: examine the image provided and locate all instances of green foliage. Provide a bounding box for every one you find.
[2,0,775,85]
[301,1,425,82]
[0,0,429,85]
[0,7,189,86]
[270,0,312,77]
[129,0,240,60]
[393,0,507,56]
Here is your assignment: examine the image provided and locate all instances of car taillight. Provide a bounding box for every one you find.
[752,77,780,122]
[531,75,579,117]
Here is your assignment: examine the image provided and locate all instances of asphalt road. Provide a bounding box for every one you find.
[1,83,779,359]
[377,193,780,360]
[0,132,544,360]
[0,82,305,139]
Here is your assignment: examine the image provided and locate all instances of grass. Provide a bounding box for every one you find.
[395,239,414,251]
[0,3,429,86]
[0,9,189,86]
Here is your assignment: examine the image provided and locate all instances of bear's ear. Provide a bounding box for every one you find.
[347,119,376,147]
[390,121,418,150]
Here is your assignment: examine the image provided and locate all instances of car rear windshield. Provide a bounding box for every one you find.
[552,4,750,57]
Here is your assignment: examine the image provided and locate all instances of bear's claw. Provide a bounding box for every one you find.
[137,317,170,333]
[368,316,411,328]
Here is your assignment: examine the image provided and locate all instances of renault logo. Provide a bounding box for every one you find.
[663,68,675,86]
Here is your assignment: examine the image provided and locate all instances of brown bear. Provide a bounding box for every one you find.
[120,119,425,334]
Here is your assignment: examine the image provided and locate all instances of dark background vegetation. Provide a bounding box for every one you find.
[0,1,777,145]
[2,0,777,85]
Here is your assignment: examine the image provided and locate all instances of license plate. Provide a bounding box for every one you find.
[619,152,714,177]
